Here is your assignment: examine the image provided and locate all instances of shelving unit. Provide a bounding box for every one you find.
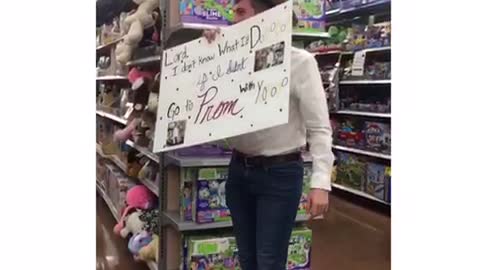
[96,110,128,125]
[96,75,129,81]
[333,110,391,118]
[332,183,390,205]
[332,145,391,160]
[126,55,162,67]
[339,79,391,85]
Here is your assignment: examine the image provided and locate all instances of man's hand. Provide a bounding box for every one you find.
[306,188,329,220]
[203,28,221,43]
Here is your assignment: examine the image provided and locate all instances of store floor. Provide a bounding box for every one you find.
[97,194,390,270]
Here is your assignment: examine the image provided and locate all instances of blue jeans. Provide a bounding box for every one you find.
[226,156,304,270]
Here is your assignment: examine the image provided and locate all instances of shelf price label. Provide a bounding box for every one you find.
[352,51,366,76]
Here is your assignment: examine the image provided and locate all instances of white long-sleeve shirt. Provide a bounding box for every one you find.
[228,47,335,191]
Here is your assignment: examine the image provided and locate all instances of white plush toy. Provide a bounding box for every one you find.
[120,210,146,238]
[116,0,159,64]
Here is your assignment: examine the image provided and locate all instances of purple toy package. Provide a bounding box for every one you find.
[180,0,235,26]
[194,167,231,224]
[364,121,391,154]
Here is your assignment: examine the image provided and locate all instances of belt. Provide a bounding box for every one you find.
[232,150,302,168]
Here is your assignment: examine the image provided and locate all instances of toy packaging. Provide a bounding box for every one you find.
[333,118,365,149]
[293,0,326,33]
[194,167,230,224]
[364,121,391,154]
[385,166,391,203]
[287,228,312,270]
[188,237,240,270]
[335,152,366,191]
[180,0,235,26]
[298,165,312,216]
[180,168,197,221]
[365,162,386,200]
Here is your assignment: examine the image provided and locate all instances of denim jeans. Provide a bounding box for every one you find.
[226,156,304,270]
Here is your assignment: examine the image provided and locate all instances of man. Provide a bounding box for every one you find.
[204,1,334,269]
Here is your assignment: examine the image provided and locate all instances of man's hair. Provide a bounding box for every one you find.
[238,0,298,25]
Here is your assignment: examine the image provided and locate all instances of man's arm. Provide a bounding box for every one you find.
[295,52,335,191]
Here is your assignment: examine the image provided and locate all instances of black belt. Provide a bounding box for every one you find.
[232,150,302,167]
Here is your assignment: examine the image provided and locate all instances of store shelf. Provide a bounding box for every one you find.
[163,211,310,232]
[96,38,123,51]
[96,75,129,81]
[312,50,343,56]
[341,46,391,55]
[332,183,390,205]
[333,110,391,118]
[96,182,120,221]
[292,32,331,38]
[96,110,128,125]
[97,144,159,196]
[325,0,391,22]
[339,79,391,85]
[126,140,160,163]
[97,144,129,171]
[333,145,391,160]
[165,152,313,168]
[126,55,162,66]
[165,153,231,167]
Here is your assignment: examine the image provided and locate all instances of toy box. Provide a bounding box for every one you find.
[180,168,197,221]
[287,228,312,270]
[333,118,365,149]
[335,152,366,191]
[194,167,231,223]
[385,166,391,203]
[364,121,390,154]
[180,0,235,26]
[365,162,386,200]
[184,236,240,270]
[298,165,312,216]
[293,0,326,33]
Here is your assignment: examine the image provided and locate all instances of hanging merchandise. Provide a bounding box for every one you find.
[293,0,326,33]
[180,0,235,25]
[115,0,160,64]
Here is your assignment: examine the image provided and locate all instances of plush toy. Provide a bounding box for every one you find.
[138,234,159,262]
[128,231,153,256]
[114,185,156,234]
[128,67,155,89]
[115,0,159,64]
[119,210,146,238]
[113,118,140,143]
[139,208,160,234]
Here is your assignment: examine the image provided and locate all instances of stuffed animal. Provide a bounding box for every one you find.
[128,231,153,256]
[114,185,156,234]
[138,234,159,262]
[113,118,140,143]
[115,0,159,64]
[139,208,160,234]
[119,210,146,238]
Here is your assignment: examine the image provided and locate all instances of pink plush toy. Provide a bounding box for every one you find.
[128,67,155,90]
[114,185,156,235]
[114,118,140,143]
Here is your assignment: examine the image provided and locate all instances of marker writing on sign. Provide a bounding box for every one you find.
[195,86,244,125]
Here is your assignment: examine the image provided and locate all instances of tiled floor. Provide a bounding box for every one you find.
[97,194,390,270]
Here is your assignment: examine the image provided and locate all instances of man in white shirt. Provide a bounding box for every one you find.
[204,1,334,269]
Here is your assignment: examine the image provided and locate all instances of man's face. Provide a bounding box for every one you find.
[233,0,257,24]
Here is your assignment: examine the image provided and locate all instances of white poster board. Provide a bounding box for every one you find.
[153,2,293,152]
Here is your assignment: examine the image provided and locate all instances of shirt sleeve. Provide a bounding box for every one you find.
[295,52,335,191]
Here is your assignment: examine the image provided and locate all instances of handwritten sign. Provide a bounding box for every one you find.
[153,2,293,152]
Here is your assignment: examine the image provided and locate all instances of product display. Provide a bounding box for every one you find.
[334,152,366,191]
[293,0,326,33]
[194,167,230,224]
[180,0,235,25]
[364,121,391,154]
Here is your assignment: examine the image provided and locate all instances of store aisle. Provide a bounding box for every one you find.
[96,194,150,270]
[97,194,390,270]
[310,196,391,270]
